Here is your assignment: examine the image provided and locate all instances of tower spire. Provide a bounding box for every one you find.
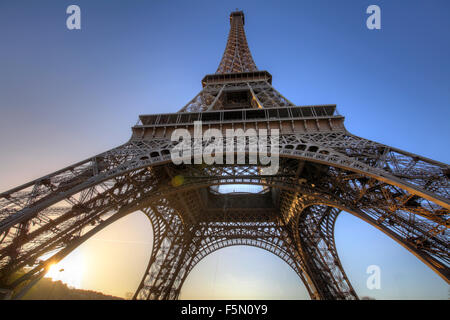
[216,10,258,74]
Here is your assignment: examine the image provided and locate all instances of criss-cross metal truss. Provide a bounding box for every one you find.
[0,11,448,300]
[216,11,257,74]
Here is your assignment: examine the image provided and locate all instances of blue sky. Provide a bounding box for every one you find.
[0,0,449,299]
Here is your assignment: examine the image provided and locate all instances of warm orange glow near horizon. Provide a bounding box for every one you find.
[45,250,85,289]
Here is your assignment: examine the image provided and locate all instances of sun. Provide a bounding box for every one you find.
[45,250,84,289]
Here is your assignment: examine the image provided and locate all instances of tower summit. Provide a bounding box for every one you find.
[216,10,258,73]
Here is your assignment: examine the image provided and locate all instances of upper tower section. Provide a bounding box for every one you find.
[216,11,258,74]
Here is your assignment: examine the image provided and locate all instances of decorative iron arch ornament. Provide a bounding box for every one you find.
[0,11,448,300]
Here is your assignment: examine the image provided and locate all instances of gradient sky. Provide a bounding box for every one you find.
[0,0,449,299]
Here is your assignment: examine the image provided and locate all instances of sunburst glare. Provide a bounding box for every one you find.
[45,250,84,289]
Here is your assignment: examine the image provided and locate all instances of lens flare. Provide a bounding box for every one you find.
[45,251,84,289]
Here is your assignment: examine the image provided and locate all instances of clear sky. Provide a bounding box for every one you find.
[0,0,449,299]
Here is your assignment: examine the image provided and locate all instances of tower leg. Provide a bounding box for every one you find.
[133,204,201,300]
[295,204,358,300]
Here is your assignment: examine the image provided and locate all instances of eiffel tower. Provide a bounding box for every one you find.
[0,10,449,300]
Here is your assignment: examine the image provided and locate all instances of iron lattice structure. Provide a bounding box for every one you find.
[0,11,449,300]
